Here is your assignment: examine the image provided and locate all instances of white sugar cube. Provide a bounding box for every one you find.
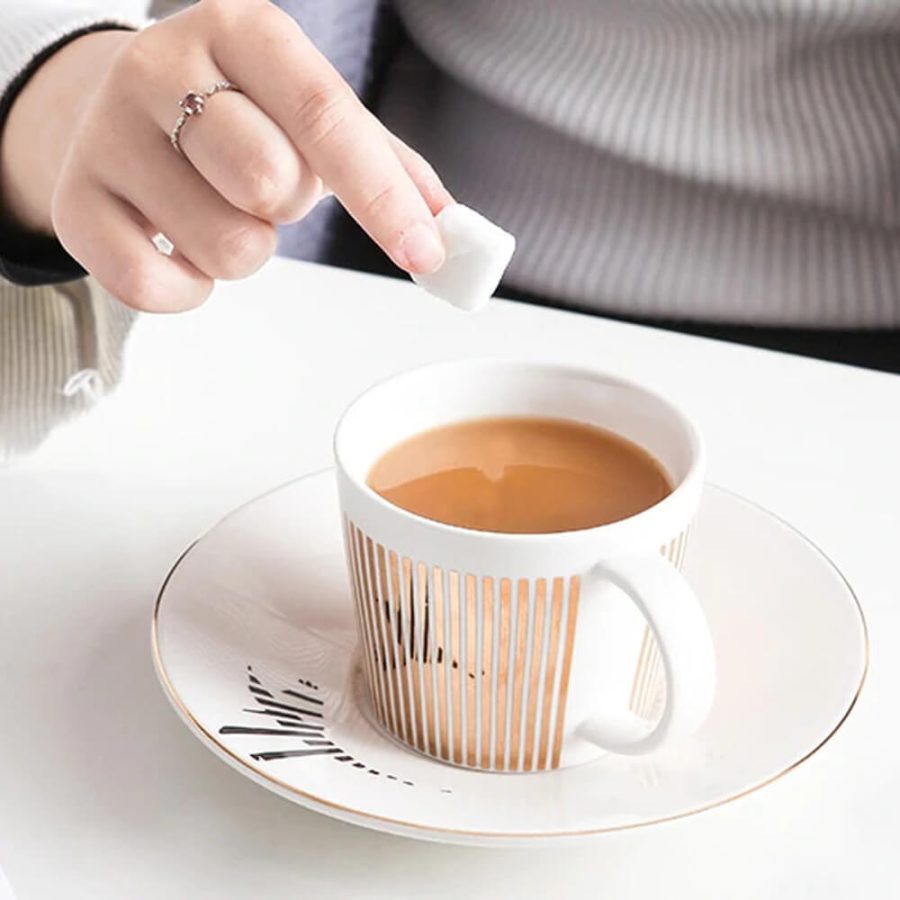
[412,204,516,312]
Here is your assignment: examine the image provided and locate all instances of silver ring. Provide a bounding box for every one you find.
[170,80,240,156]
[151,232,174,256]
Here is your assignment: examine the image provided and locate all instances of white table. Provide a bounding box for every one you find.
[1,258,898,899]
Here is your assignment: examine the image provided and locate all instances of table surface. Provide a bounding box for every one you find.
[1,258,898,899]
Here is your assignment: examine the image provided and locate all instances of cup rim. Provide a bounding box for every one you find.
[333,357,705,544]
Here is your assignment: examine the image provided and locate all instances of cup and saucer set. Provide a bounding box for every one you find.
[152,360,867,847]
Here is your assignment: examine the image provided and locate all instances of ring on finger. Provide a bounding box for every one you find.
[151,231,174,256]
[170,80,241,156]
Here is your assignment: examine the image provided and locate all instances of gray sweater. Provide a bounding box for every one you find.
[3,0,899,326]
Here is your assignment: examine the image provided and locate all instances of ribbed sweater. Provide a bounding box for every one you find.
[3,0,899,325]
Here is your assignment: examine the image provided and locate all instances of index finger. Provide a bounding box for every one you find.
[210,0,445,274]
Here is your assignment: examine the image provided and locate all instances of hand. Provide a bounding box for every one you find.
[0,0,452,311]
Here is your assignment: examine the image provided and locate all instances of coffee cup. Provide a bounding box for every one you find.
[334,359,714,772]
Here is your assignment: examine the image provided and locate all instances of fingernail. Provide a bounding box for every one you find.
[398,222,445,274]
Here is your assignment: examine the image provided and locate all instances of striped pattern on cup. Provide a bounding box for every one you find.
[344,518,690,772]
[629,527,693,722]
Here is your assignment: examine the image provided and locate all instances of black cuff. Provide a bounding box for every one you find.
[0,23,135,286]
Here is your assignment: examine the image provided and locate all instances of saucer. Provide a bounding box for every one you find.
[152,471,867,847]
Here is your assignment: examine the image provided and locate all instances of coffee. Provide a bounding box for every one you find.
[367,416,671,533]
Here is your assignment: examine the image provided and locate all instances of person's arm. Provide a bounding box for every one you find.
[0,2,151,284]
[0,0,453,310]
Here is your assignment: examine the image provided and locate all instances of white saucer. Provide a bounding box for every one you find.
[152,471,867,847]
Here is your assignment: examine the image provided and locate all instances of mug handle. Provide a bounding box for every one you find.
[575,554,716,755]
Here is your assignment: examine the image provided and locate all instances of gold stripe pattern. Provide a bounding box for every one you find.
[480,576,494,769]
[465,574,478,768]
[628,526,693,719]
[344,520,691,771]
[551,576,581,769]
[344,520,586,771]
[537,578,564,770]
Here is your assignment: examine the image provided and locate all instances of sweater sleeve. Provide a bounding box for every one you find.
[0,2,152,286]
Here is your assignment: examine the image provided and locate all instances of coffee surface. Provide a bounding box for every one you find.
[367,416,671,533]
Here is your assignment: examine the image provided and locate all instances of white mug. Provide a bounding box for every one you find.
[334,360,715,772]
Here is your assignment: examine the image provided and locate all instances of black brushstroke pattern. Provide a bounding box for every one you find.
[220,726,324,738]
[253,697,323,718]
[217,666,425,788]
[276,718,321,730]
[242,709,324,730]
[282,688,324,706]
[251,748,342,762]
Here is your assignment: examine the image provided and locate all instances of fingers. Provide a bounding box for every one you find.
[52,173,212,313]
[209,0,446,273]
[56,0,453,318]
[387,134,454,216]
[108,123,277,281]
[157,87,323,225]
